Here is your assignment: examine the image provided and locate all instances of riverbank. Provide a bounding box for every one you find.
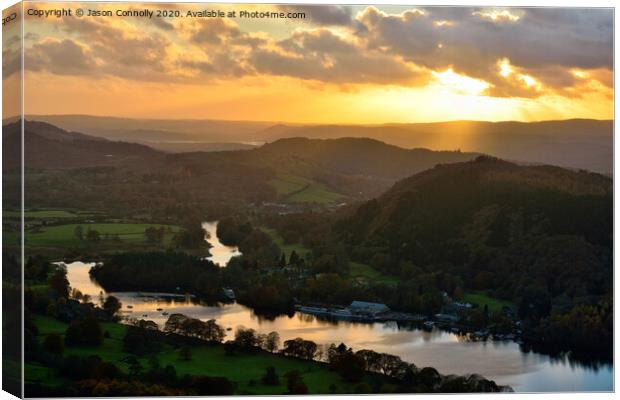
[293,302,524,345]
[27,315,362,395]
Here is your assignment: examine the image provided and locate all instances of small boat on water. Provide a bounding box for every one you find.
[156,308,163,311]
[296,305,329,316]
[331,308,359,320]
[162,312,169,316]
[126,305,133,309]
[423,321,435,329]
[222,288,236,300]
[472,330,489,340]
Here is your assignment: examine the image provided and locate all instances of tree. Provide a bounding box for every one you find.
[125,356,144,377]
[65,316,103,346]
[74,225,84,241]
[332,352,366,382]
[123,324,163,355]
[376,353,406,378]
[203,319,225,342]
[278,253,287,267]
[265,331,280,353]
[102,295,122,316]
[179,346,192,361]
[48,270,70,298]
[43,333,64,355]
[356,349,382,372]
[327,343,350,364]
[234,327,258,350]
[262,366,279,385]
[283,338,318,361]
[284,370,308,394]
[418,367,442,389]
[86,229,101,243]
[289,250,300,265]
[164,314,189,334]
[145,227,165,244]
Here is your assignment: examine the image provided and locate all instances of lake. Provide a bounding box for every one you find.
[59,222,613,393]
[202,221,242,266]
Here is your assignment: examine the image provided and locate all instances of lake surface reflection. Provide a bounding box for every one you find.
[62,261,612,392]
[202,221,241,267]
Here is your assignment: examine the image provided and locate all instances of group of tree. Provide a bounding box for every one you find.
[26,352,234,397]
[163,314,226,343]
[90,251,223,300]
[64,316,104,347]
[145,226,167,243]
[123,323,164,356]
[73,225,102,244]
[228,326,280,354]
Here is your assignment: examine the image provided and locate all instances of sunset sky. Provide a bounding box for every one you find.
[3,3,614,123]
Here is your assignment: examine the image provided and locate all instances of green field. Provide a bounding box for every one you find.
[261,227,312,260]
[24,223,181,248]
[463,292,515,312]
[269,174,343,204]
[3,209,97,218]
[349,261,399,286]
[30,315,360,394]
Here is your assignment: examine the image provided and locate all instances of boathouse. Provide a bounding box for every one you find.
[350,301,390,316]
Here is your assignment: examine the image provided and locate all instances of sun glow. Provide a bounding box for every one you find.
[432,68,489,95]
[473,9,521,22]
[498,59,513,77]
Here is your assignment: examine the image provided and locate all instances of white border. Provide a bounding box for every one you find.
[0,1,616,399]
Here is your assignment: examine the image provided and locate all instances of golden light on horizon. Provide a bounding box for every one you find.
[6,4,611,123]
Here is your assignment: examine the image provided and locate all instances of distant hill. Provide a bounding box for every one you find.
[17,115,274,143]
[18,115,612,174]
[8,121,485,206]
[7,120,612,209]
[255,137,478,179]
[3,120,162,169]
[259,120,613,174]
[168,137,479,200]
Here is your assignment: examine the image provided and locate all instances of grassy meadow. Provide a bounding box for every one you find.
[29,315,363,395]
[25,223,180,248]
[269,174,343,204]
[463,292,515,312]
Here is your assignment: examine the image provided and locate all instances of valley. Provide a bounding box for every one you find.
[4,118,613,395]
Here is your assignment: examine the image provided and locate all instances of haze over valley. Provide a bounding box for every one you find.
[11,115,614,174]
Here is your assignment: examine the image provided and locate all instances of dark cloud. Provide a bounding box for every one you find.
[21,5,612,97]
[25,39,96,75]
[190,18,241,45]
[151,17,174,31]
[252,28,427,85]
[55,17,171,80]
[3,48,21,78]
[354,6,613,96]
